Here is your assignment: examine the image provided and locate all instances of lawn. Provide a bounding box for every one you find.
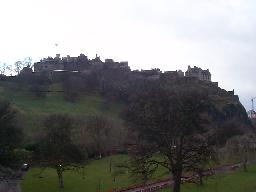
[21,155,133,192]
[159,165,256,192]
[21,155,169,192]
[21,155,256,192]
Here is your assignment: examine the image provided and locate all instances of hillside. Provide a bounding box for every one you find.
[0,81,123,142]
[0,72,252,144]
[1,74,254,192]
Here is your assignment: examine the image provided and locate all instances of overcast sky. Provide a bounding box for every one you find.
[0,0,255,110]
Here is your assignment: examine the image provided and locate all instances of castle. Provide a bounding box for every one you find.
[185,65,211,81]
[21,54,238,99]
[34,54,130,73]
[33,54,212,83]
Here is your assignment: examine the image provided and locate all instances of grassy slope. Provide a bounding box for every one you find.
[0,82,122,141]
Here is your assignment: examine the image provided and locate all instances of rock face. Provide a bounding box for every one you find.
[168,77,253,141]
[126,71,250,128]
[127,75,252,136]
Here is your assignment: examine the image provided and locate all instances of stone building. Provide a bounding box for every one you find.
[34,54,91,73]
[105,59,129,70]
[164,70,184,77]
[34,54,130,73]
[34,55,64,72]
[185,66,211,81]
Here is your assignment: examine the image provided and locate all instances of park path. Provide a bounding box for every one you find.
[0,179,21,192]
[0,171,24,192]
[114,163,242,192]
[116,179,172,192]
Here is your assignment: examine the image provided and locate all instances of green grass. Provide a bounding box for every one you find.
[0,83,120,116]
[21,155,169,192]
[159,165,256,192]
[0,82,123,141]
[21,155,132,192]
[22,155,256,192]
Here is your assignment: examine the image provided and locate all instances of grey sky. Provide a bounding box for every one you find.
[0,0,255,109]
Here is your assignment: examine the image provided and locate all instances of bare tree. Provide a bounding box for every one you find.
[0,100,23,169]
[85,115,113,159]
[23,57,32,67]
[14,61,23,75]
[35,114,85,188]
[13,57,32,75]
[225,134,256,172]
[0,63,12,75]
[73,115,127,161]
[124,83,217,192]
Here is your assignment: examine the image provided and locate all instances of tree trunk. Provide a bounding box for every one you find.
[198,171,203,186]
[109,159,112,173]
[172,169,182,192]
[199,177,203,186]
[56,167,64,188]
[243,159,248,172]
[82,167,85,180]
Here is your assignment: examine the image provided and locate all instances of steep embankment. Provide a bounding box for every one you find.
[0,82,123,142]
[0,76,252,143]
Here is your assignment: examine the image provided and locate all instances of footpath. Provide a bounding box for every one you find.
[0,167,24,192]
[113,163,241,192]
[0,179,21,192]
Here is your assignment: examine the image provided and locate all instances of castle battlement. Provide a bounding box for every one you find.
[34,54,130,73]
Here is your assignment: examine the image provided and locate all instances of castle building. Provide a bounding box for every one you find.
[34,55,64,72]
[185,66,211,81]
[33,55,212,83]
[33,54,130,73]
[164,70,184,77]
